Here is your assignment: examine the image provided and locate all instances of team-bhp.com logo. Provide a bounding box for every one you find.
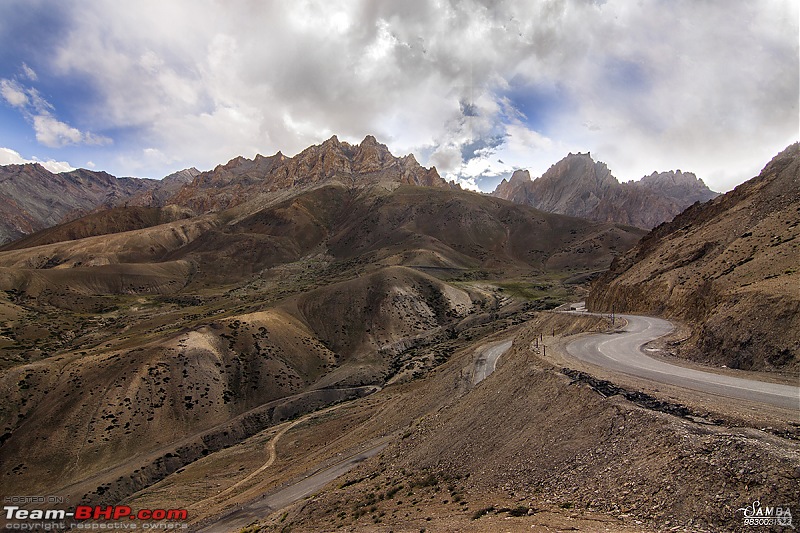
[4,504,188,529]
[737,500,794,529]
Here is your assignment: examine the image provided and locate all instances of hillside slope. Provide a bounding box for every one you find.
[0,171,644,506]
[0,206,194,252]
[588,143,800,371]
[203,313,799,532]
[0,183,644,294]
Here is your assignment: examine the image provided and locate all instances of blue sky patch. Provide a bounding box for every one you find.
[500,78,571,134]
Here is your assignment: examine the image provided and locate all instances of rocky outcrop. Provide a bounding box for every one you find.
[588,143,800,371]
[492,153,718,229]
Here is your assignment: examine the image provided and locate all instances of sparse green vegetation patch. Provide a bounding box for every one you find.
[494,279,570,304]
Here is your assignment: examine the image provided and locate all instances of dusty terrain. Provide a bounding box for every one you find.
[163,312,798,533]
[0,141,643,527]
[1,141,797,533]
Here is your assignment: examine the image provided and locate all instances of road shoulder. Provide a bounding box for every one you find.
[541,320,799,437]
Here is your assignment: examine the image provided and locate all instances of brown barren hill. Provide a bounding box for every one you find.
[0,141,645,511]
[156,183,645,286]
[588,143,800,372]
[0,205,194,251]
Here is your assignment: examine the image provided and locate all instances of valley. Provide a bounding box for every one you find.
[0,138,797,532]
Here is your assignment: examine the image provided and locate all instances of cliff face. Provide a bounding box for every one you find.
[492,153,718,229]
[168,135,449,214]
[588,143,800,371]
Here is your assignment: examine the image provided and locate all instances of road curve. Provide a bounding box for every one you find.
[472,339,513,384]
[565,313,799,411]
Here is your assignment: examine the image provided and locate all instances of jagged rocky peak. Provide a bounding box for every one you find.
[221,155,249,170]
[495,168,530,190]
[255,152,286,164]
[400,153,419,165]
[639,170,702,188]
[490,151,715,229]
[290,135,354,177]
[637,170,719,205]
[5,162,46,173]
[167,135,450,213]
[545,152,615,189]
[492,169,534,205]
[162,167,200,184]
[510,169,531,183]
[353,134,394,173]
[289,134,445,185]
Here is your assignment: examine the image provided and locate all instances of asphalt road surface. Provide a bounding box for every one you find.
[197,442,389,532]
[565,313,799,411]
[472,339,513,384]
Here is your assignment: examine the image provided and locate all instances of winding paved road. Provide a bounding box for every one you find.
[565,313,799,411]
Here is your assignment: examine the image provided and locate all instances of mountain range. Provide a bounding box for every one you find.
[0,135,646,509]
[0,139,716,247]
[0,164,156,244]
[0,135,447,246]
[492,152,719,229]
[0,135,796,531]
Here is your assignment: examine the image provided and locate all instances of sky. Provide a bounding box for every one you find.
[0,1,797,193]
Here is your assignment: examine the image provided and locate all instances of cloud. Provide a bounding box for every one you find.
[32,114,111,148]
[0,79,28,107]
[21,63,37,81]
[0,70,111,148]
[0,147,29,165]
[0,146,75,173]
[0,0,796,189]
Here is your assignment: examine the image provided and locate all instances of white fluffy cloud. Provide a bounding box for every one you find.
[0,79,29,107]
[1,0,797,189]
[1,68,112,148]
[0,146,74,173]
[32,114,110,148]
